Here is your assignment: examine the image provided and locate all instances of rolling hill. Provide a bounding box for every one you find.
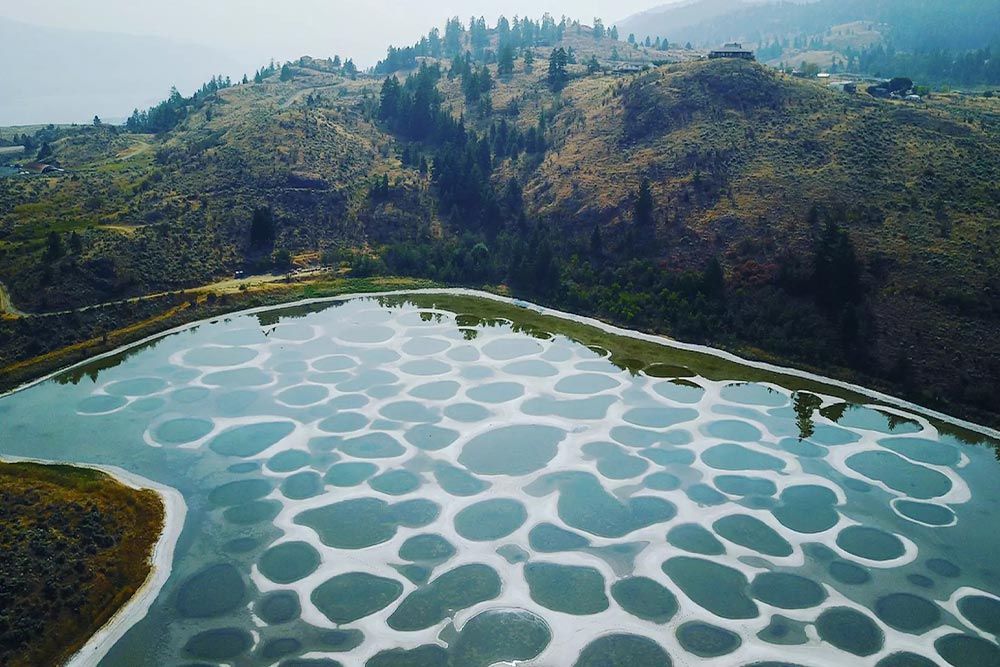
[1,19,999,427]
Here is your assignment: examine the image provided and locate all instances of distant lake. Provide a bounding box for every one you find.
[2,292,998,667]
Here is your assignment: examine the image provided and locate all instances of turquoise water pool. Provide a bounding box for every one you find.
[1,294,998,667]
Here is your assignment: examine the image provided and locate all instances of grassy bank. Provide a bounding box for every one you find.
[0,462,164,667]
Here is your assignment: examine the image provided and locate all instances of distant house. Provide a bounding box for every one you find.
[708,43,756,61]
[613,63,643,75]
[828,81,858,93]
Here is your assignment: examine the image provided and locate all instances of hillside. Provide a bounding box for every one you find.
[522,58,1000,418]
[617,0,1000,86]
[2,20,999,428]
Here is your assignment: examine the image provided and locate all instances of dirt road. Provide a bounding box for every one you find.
[0,268,332,319]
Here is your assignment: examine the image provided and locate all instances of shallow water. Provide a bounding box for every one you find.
[2,295,1000,667]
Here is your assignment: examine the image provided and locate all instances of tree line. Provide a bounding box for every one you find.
[375,14,621,74]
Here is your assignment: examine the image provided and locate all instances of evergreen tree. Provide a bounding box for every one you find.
[635,177,654,226]
[812,221,863,310]
[444,17,464,57]
[250,207,275,248]
[523,49,535,73]
[590,225,603,258]
[587,56,602,74]
[497,16,511,48]
[609,26,619,41]
[592,18,605,39]
[548,48,569,91]
[379,76,402,120]
[498,44,516,76]
[701,257,726,301]
[44,231,64,262]
[280,64,293,81]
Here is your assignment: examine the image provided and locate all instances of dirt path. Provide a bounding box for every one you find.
[0,268,332,319]
[281,84,342,109]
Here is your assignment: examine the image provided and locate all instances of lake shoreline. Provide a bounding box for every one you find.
[4,287,998,447]
[0,456,187,667]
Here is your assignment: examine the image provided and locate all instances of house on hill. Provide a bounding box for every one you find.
[709,43,756,61]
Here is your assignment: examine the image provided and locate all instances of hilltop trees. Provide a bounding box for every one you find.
[592,18,605,39]
[125,75,233,134]
[444,17,464,57]
[375,14,588,74]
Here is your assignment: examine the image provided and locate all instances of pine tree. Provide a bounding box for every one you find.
[498,44,516,76]
[635,178,654,226]
[547,48,569,91]
[592,18,605,39]
[250,207,275,248]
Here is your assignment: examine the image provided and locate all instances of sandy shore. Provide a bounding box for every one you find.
[0,455,186,667]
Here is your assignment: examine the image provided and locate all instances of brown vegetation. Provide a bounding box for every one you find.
[0,462,164,667]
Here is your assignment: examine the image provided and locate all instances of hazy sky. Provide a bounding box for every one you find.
[0,0,675,69]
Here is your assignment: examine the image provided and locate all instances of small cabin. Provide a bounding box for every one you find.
[709,43,756,61]
[613,63,643,75]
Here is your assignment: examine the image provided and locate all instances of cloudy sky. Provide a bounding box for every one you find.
[1,0,673,68]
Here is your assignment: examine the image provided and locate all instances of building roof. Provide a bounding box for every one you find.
[711,42,754,54]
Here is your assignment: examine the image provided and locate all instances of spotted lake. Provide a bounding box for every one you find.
[2,292,1000,667]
